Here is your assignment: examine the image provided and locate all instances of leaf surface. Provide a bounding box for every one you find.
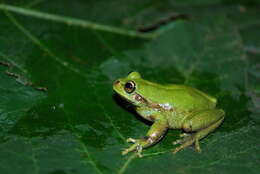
[0,1,259,174]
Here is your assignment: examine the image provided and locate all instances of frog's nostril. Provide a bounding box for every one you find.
[114,80,120,85]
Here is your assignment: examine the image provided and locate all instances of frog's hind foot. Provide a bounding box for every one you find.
[172,133,192,145]
[172,117,224,154]
[172,134,200,154]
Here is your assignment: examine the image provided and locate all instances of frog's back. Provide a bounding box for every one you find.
[137,80,217,111]
[162,84,217,110]
[164,84,217,104]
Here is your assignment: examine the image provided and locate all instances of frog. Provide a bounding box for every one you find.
[113,72,225,157]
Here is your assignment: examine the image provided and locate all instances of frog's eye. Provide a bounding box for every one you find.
[124,81,136,93]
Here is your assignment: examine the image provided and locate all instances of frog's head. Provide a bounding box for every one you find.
[113,72,147,107]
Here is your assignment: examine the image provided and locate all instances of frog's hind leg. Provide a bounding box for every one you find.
[172,109,224,154]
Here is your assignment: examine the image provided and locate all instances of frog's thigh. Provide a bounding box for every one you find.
[183,109,224,132]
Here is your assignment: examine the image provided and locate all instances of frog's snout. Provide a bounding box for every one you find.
[114,80,120,85]
[113,80,121,91]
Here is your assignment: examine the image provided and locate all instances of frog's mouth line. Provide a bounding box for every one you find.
[115,92,135,105]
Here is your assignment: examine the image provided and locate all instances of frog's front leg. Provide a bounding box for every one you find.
[122,117,168,157]
[172,109,224,154]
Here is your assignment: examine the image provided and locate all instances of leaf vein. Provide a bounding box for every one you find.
[4,11,88,78]
[0,4,155,39]
[117,154,137,174]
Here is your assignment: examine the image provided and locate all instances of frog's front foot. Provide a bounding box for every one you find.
[172,134,201,154]
[122,138,144,157]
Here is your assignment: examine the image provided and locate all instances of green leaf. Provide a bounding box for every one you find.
[0,1,259,174]
[0,66,45,137]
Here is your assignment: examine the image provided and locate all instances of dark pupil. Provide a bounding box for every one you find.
[125,81,135,93]
[125,82,133,89]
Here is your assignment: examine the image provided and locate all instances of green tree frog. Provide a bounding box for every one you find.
[113,72,224,157]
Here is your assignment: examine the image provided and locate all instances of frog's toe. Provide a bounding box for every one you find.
[126,138,136,143]
[122,142,140,156]
[122,148,136,155]
[195,139,202,153]
[172,139,184,145]
[122,145,136,155]
[122,149,129,155]
[136,145,143,158]
[179,133,190,138]
[172,135,192,145]
[172,146,182,154]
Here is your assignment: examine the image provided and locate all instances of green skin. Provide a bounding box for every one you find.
[113,72,224,157]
